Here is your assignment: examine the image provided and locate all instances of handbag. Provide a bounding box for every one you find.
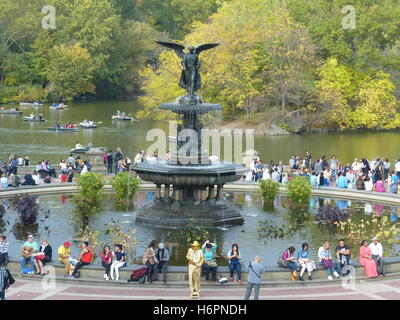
[322,259,333,269]
[206,259,218,268]
[277,256,288,267]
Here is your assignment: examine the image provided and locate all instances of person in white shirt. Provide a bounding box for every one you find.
[75,141,83,149]
[369,237,384,276]
[81,163,88,175]
[262,168,270,180]
[364,177,373,191]
[32,171,40,185]
[352,158,361,177]
[395,160,400,178]
[134,151,142,164]
[245,171,253,182]
[18,157,24,166]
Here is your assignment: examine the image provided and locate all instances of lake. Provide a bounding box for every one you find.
[1,100,400,166]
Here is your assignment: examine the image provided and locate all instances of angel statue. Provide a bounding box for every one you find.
[156,41,219,103]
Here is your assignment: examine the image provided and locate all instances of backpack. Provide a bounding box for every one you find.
[128,267,147,283]
[14,176,21,186]
[4,269,15,289]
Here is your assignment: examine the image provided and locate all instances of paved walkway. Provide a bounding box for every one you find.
[4,277,400,300]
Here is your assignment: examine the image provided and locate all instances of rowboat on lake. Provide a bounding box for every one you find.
[48,126,78,132]
[23,116,46,122]
[0,110,23,114]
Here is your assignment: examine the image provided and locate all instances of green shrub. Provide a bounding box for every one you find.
[111,172,140,202]
[259,179,280,203]
[286,176,312,205]
[73,172,105,214]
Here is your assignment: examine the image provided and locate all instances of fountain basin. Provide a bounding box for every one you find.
[133,161,246,186]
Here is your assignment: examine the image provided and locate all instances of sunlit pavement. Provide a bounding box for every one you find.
[4,277,400,300]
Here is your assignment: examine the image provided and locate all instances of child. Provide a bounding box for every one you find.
[60,172,67,183]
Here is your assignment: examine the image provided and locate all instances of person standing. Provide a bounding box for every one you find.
[369,237,384,276]
[155,242,170,283]
[186,241,204,299]
[304,151,312,170]
[0,267,14,300]
[244,256,263,300]
[113,148,124,174]
[0,235,9,266]
[143,240,157,283]
[389,171,399,194]
[329,155,339,183]
[107,150,113,174]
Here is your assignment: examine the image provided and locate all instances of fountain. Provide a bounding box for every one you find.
[133,41,247,228]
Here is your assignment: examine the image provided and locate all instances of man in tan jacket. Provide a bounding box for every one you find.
[186,241,204,298]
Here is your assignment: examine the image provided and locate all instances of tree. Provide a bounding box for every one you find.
[45,43,95,100]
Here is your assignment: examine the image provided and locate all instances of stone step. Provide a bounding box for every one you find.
[15,271,397,289]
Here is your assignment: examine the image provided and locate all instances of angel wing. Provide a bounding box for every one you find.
[155,41,185,59]
[195,43,220,54]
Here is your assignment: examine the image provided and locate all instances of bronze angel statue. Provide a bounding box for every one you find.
[156,41,219,100]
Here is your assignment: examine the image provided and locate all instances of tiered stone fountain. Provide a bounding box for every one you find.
[133,41,246,228]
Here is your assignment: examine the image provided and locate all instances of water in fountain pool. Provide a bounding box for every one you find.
[1,192,399,267]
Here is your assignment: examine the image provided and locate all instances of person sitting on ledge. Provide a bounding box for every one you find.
[33,239,52,275]
[155,242,170,283]
[143,240,157,283]
[67,167,74,182]
[227,243,243,284]
[32,171,40,185]
[202,240,218,282]
[335,239,352,278]
[20,235,38,274]
[58,241,72,278]
[318,242,340,281]
[279,246,298,281]
[110,244,126,281]
[71,241,93,278]
[21,173,35,186]
[359,240,378,278]
[297,242,316,281]
[101,245,113,281]
[0,174,9,189]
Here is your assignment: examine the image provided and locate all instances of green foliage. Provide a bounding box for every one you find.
[178,218,209,244]
[286,177,312,205]
[0,0,158,102]
[76,225,101,262]
[73,172,105,214]
[104,220,137,263]
[336,214,400,247]
[259,179,280,203]
[45,43,95,101]
[111,172,140,202]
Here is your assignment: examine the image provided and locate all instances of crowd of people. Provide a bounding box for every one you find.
[0,232,391,300]
[244,152,400,194]
[279,238,385,282]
